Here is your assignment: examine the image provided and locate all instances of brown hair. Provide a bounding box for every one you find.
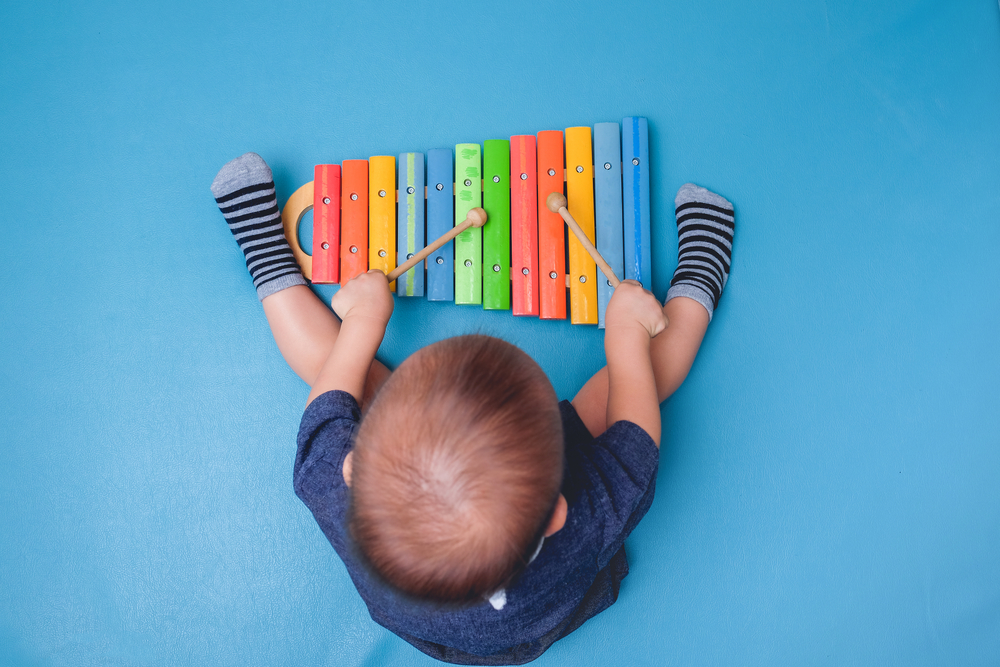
[349,335,563,603]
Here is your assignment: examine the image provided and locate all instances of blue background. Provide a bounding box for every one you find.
[2,1,999,665]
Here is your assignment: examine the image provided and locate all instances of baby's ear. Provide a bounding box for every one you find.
[343,452,353,487]
[544,495,568,537]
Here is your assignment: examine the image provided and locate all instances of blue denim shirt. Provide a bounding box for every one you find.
[294,390,658,665]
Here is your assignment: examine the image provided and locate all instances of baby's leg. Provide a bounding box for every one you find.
[572,184,733,437]
[212,153,390,406]
[262,287,391,407]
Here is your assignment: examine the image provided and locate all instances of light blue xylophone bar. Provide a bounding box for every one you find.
[594,122,624,329]
[622,117,651,289]
[426,148,454,301]
[397,152,425,297]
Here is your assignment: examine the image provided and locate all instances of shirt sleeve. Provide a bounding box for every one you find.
[572,417,660,568]
[293,390,361,533]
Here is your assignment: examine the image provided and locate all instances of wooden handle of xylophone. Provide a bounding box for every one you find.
[281,181,316,280]
[386,208,487,282]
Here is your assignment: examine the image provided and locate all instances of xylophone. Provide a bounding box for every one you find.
[281,117,650,328]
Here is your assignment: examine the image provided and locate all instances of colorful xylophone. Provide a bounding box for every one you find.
[281,117,650,327]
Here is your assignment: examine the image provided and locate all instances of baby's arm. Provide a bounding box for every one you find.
[603,281,669,446]
[573,183,732,438]
[572,297,709,438]
[305,271,394,407]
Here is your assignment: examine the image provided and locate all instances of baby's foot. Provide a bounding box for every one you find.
[665,184,735,322]
[211,153,306,300]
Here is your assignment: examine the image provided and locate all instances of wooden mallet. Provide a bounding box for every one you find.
[386,207,488,282]
[545,192,621,288]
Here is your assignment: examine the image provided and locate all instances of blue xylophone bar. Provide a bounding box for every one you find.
[622,117,652,290]
[426,148,454,302]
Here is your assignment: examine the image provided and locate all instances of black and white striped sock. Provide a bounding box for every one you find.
[665,183,735,322]
[211,153,307,301]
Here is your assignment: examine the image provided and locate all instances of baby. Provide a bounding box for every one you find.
[211,153,735,664]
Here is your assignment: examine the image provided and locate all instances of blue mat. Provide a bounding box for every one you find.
[2,1,998,664]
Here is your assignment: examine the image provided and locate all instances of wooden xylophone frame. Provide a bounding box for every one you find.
[281,117,650,328]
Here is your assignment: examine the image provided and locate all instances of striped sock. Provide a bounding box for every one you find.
[211,152,307,301]
[665,183,735,322]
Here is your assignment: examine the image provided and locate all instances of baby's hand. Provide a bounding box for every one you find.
[331,270,394,327]
[605,280,668,338]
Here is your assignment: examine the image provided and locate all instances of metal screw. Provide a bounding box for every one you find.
[493,175,500,183]
[323,197,331,205]
[464,179,472,187]
[378,249,386,257]
[407,186,415,194]
[406,253,414,260]
[604,163,611,170]
[520,173,527,180]
[350,193,358,201]
[350,245,358,253]
[607,279,612,287]
[632,158,640,166]
[547,168,555,177]
[576,165,584,173]
[549,271,557,279]
[579,275,587,283]
[464,259,472,267]
[436,183,444,191]
[378,189,386,198]
[492,264,500,272]
[436,257,444,264]
[522,267,529,275]
[321,242,329,250]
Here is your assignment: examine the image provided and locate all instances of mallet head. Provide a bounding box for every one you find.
[546,192,568,213]
[467,207,488,227]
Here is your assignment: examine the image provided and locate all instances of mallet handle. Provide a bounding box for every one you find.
[386,208,487,283]
[556,207,621,289]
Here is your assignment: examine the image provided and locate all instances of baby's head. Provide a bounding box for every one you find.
[348,335,564,603]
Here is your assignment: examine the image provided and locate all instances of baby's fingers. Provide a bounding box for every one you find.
[648,309,668,338]
[635,290,667,338]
